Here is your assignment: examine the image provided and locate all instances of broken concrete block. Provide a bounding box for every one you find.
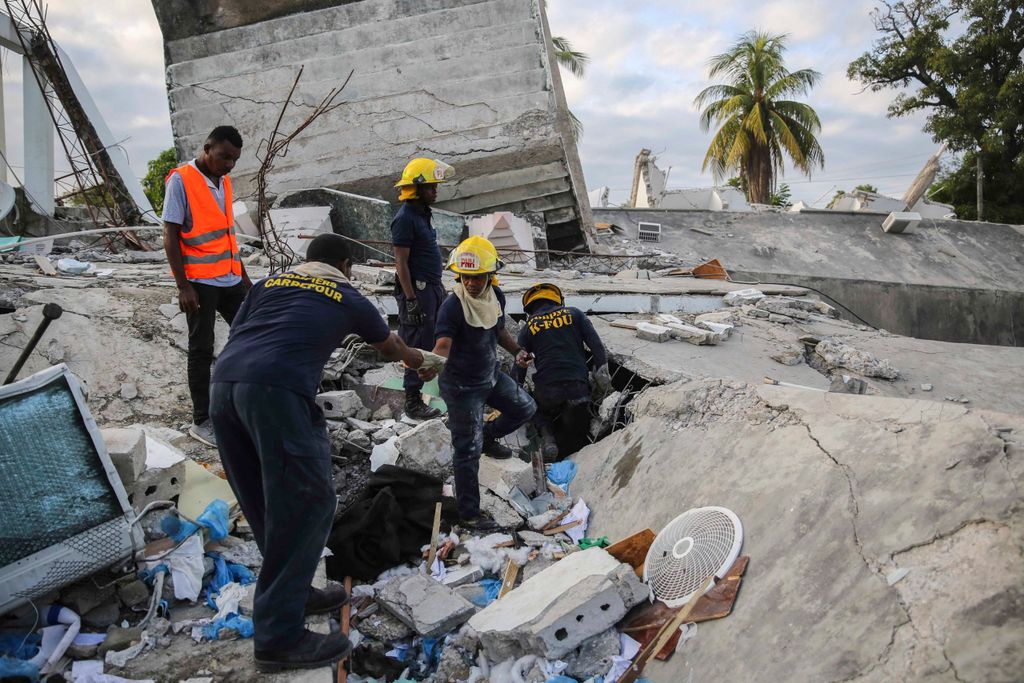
[565,628,621,681]
[517,530,554,547]
[723,288,764,306]
[350,264,396,286]
[61,579,116,616]
[82,602,121,629]
[346,430,371,452]
[345,417,379,433]
[357,607,414,642]
[921,383,933,392]
[558,269,582,280]
[635,322,671,343]
[653,313,684,326]
[441,564,485,588]
[480,489,524,528]
[468,548,648,660]
[158,303,180,319]
[395,419,453,480]
[116,580,150,609]
[768,313,794,324]
[815,338,899,380]
[376,574,475,638]
[696,320,733,339]
[478,456,536,498]
[745,307,770,319]
[665,323,719,345]
[372,404,394,421]
[315,390,363,419]
[771,347,804,366]
[128,435,186,510]
[695,309,737,326]
[266,206,332,258]
[101,426,147,487]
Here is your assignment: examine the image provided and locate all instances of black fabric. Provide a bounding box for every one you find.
[516,302,607,386]
[213,272,389,398]
[395,281,445,395]
[325,465,458,581]
[185,281,246,424]
[210,381,335,650]
[533,380,592,458]
[390,202,442,283]
[434,287,507,387]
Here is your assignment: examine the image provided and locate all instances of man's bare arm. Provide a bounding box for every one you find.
[394,246,416,299]
[372,332,424,367]
[163,222,199,314]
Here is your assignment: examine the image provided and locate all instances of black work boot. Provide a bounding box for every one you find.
[459,511,500,532]
[304,583,349,616]
[482,436,514,460]
[540,426,559,461]
[255,630,352,672]
[404,394,441,422]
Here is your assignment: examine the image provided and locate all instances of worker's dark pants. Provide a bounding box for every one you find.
[440,370,536,519]
[185,282,246,425]
[209,382,336,652]
[532,380,592,458]
[394,282,445,398]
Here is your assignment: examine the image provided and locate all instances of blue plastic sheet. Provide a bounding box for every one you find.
[545,677,577,683]
[201,614,254,641]
[204,553,256,608]
[162,499,231,542]
[0,633,39,660]
[547,460,577,493]
[468,578,503,607]
[0,656,39,681]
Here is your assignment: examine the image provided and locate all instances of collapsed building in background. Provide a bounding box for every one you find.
[152,0,596,251]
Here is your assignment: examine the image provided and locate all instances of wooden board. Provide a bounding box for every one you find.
[618,556,749,661]
[498,559,519,598]
[606,528,656,578]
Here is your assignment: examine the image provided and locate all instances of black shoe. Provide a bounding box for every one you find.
[405,396,441,422]
[304,583,349,616]
[459,512,501,532]
[254,630,352,673]
[482,437,514,460]
[540,428,559,461]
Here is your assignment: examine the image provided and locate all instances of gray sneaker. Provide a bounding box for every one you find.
[188,420,217,447]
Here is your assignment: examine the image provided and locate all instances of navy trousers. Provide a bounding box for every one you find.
[440,370,536,518]
[185,282,246,424]
[395,282,445,397]
[532,379,592,458]
[209,381,336,651]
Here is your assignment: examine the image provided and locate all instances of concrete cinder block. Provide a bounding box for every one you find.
[315,390,364,419]
[395,418,453,480]
[696,320,734,339]
[101,426,147,487]
[468,548,648,660]
[376,574,475,638]
[128,435,186,510]
[478,456,536,498]
[635,322,671,343]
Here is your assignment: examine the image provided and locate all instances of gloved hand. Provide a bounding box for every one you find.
[593,364,612,393]
[403,297,426,325]
[418,350,447,372]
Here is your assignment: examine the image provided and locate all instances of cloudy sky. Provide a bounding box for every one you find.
[3,0,939,208]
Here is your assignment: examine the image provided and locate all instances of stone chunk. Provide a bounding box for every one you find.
[771,346,804,366]
[635,322,671,343]
[468,548,648,660]
[315,390,363,419]
[350,264,396,286]
[395,419,453,480]
[478,456,536,497]
[480,489,524,528]
[665,323,719,345]
[695,309,737,326]
[376,574,475,638]
[117,579,150,608]
[696,320,733,339]
[565,628,621,681]
[128,435,186,510]
[101,426,147,487]
[441,564,485,588]
[357,607,414,641]
[815,338,899,380]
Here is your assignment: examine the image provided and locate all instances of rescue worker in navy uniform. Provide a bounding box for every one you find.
[391,158,453,422]
[419,236,537,531]
[516,283,611,460]
[209,234,443,673]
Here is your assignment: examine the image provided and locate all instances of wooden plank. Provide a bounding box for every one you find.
[541,508,571,531]
[606,528,656,578]
[547,481,568,498]
[424,502,443,574]
[498,559,519,598]
[543,519,582,535]
[32,255,57,275]
[531,450,547,498]
[337,575,353,683]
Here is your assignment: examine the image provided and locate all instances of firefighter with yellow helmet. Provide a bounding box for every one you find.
[515,283,611,460]
[419,236,536,531]
[391,158,454,421]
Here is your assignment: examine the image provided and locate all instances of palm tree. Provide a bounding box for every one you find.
[552,35,588,141]
[695,31,824,205]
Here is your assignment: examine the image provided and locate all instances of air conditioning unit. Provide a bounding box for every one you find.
[0,364,141,615]
[881,211,921,234]
[637,221,662,242]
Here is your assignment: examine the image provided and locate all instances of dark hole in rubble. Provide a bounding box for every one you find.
[325,401,335,411]
[576,614,584,622]
[555,628,568,641]
[170,477,178,486]
[600,603,610,611]
[144,485,157,496]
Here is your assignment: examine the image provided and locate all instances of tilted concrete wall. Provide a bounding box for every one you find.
[596,208,1024,347]
[154,0,593,250]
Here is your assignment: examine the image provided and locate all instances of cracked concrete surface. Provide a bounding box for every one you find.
[573,379,1023,682]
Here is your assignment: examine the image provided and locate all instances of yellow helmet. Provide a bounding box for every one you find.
[447,235,502,275]
[522,283,564,310]
[395,158,454,200]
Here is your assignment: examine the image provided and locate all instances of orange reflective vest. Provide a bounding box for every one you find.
[166,163,241,280]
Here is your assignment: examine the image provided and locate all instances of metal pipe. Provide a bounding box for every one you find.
[4,301,61,384]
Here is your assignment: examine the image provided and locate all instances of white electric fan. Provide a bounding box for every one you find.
[643,506,744,607]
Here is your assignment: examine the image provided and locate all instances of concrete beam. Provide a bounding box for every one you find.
[22,56,53,215]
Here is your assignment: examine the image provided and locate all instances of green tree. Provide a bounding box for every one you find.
[695,31,825,205]
[142,148,178,215]
[769,183,792,207]
[848,1,1024,221]
[552,35,589,141]
[929,151,1024,223]
[854,183,878,193]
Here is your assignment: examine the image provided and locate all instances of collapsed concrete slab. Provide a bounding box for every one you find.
[573,378,1024,682]
[376,573,475,638]
[468,547,648,660]
[394,418,453,480]
[155,0,595,250]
